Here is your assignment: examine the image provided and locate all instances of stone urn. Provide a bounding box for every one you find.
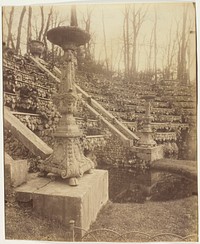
[29,40,44,58]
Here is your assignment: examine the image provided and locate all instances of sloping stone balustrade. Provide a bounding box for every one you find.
[4,107,53,159]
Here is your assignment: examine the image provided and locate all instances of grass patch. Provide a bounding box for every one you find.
[4,186,198,242]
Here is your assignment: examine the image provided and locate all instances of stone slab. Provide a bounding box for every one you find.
[15,169,108,236]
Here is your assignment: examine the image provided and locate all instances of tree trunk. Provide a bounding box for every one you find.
[83,7,93,59]
[123,16,127,76]
[130,5,147,81]
[148,28,154,72]
[125,7,130,79]
[38,7,44,41]
[131,36,136,78]
[102,11,109,71]
[27,6,32,53]
[6,7,15,48]
[42,7,53,60]
[154,7,157,82]
[179,6,188,83]
[16,6,26,55]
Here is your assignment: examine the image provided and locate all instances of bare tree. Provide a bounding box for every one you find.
[130,5,148,79]
[165,22,176,79]
[27,6,32,53]
[125,6,130,78]
[102,10,109,71]
[38,7,44,41]
[123,4,147,80]
[16,6,26,55]
[42,7,53,60]
[122,5,132,79]
[154,6,157,82]
[110,39,113,72]
[123,13,127,77]
[82,6,94,59]
[3,7,15,49]
[147,28,154,72]
[177,4,189,83]
[50,8,66,63]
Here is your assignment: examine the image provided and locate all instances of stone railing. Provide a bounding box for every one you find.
[122,121,137,132]
[136,113,182,123]
[153,132,177,142]
[11,111,102,135]
[151,122,189,131]
[152,101,169,108]
[4,92,18,109]
[173,101,195,108]
[83,135,106,151]
[151,107,175,115]
[11,111,41,132]
[83,102,133,146]
[182,108,196,115]
[75,117,99,128]
[135,106,175,115]
[152,114,182,123]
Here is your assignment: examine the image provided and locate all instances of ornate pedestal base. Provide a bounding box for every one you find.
[39,136,94,186]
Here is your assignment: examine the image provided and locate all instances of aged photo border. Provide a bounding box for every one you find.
[0,0,199,243]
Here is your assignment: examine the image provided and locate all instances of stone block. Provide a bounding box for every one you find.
[4,153,12,195]
[11,159,29,187]
[133,145,164,161]
[4,154,28,191]
[15,169,108,236]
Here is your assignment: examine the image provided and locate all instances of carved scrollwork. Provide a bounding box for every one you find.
[61,170,68,179]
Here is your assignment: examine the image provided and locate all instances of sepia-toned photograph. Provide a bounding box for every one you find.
[1,0,198,242]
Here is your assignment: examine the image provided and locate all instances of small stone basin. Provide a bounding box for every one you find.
[47,26,90,48]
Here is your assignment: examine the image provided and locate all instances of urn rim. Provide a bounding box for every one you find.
[47,26,90,48]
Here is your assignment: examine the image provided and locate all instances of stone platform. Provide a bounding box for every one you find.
[15,169,108,236]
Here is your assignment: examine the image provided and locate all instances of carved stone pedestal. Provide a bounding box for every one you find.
[138,95,157,147]
[38,26,94,185]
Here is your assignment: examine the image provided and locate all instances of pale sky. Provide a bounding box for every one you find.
[2,2,196,71]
